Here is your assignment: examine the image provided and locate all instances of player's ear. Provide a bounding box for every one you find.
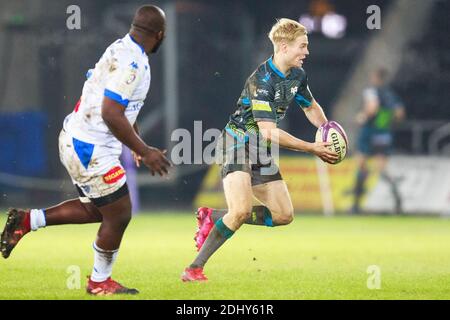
[279,41,288,54]
[156,30,165,41]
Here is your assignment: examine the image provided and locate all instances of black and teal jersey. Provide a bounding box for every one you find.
[226,56,314,138]
[363,85,403,132]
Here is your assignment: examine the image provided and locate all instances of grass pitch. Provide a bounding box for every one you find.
[1,212,450,300]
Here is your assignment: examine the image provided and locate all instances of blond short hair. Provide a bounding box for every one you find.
[268,18,307,51]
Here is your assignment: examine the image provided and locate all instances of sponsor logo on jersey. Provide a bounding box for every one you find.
[103,166,126,184]
[290,86,298,94]
[126,102,144,112]
[126,73,137,84]
[252,100,272,112]
[257,88,269,96]
[275,90,281,100]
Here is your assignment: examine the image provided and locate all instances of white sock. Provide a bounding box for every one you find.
[90,242,119,282]
[30,209,46,231]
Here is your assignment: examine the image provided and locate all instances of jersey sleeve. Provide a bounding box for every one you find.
[294,72,314,109]
[104,50,143,107]
[363,88,379,104]
[249,78,277,123]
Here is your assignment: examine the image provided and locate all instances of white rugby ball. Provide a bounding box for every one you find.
[315,121,348,164]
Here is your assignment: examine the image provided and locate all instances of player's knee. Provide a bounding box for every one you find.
[277,207,294,225]
[280,213,294,225]
[111,210,132,231]
[230,208,252,224]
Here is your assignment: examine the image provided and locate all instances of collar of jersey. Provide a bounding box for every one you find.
[268,56,286,79]
[128,34,146,54]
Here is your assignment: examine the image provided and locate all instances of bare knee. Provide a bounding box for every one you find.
[279,213,294,225]
[274,207,294,225]
[232,208,252,223]
[224,208,252,230]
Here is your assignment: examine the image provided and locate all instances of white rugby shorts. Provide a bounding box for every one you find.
[58,129,127,203]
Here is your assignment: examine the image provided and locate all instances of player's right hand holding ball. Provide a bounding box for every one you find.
[314,121,349,164]
[310,142,339,164]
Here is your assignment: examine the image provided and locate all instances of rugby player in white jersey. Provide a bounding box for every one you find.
[0,5,170,295]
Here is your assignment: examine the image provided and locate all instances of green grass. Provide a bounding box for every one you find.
[1,212,450,299]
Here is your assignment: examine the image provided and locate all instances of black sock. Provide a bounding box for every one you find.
[353,167,369,210]
[212,206,274,226]
[190,218,234,268]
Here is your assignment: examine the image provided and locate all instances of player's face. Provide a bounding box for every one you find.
[370,72,383,86]
[285,35,309,68]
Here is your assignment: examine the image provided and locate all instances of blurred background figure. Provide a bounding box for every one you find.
[351,68,405,214]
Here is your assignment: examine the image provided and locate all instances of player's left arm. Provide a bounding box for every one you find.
[295,80,328,128]
[303,99,328,128]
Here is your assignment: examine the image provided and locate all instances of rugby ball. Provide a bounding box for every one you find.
[315,121,348,164]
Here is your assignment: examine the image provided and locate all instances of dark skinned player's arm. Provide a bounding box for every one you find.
[133,121,140,135]
[101,96,170,175]
[102,96,148,156]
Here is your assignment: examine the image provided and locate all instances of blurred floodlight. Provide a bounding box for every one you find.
[321,13,347,39]
[299,14,317,33]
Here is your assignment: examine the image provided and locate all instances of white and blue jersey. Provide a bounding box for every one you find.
[59,34,151,200]
[64,33,151,150]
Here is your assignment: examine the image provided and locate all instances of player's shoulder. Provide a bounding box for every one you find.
[289,67,308,82]
[363,86,378,100]
[248,59,276,86]
[106,34,145,65]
